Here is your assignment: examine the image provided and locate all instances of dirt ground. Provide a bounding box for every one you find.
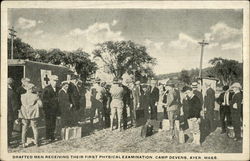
[8,119,242,153]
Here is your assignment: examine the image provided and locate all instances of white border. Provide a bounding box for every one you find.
[1,1,249,161]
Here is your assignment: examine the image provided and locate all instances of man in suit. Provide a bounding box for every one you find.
[191,82,203,105]
[230,82,243,141]
[90,78,105,127]
[42,75,60,142]
[216,85,233,134]
[182,86,202,145]
[163,80,180,139]
[121,79,132,130]
[68,75,81,124]
[8,78,18,146]
[102,84,111,128]
[204,82,216,133]
[148,80,159,120]
[68,75,81,111]
[140,84,150,123]
[131,81,142,127]
[58,81,72,127]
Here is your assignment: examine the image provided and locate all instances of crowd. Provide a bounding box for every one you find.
[7,74,243,148]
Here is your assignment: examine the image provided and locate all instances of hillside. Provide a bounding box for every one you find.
[156,67,213,80]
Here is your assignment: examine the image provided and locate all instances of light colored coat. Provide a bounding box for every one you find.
[19,93,42,119]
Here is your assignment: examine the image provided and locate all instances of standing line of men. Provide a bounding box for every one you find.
[7,74,244,148]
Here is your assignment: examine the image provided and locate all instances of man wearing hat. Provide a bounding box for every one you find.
[68,74,82,124]
[68,75,81,111]
[120,78,132,130]
[131,80,142,127]
[7,78,18,146]
[42,75,60,142]
[110,78,124,131]
[90,77,105,127]
[182,86,202,145]
[230,82,243,141]
[58,81,73,127]
[163,80,181,138]
[204,82,216,133]
[148,79,159,120]
[19,83,42,147]
[216,85,233,134]
[191,82,203,105]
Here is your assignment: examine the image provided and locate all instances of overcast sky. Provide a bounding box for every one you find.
[8,9,243,75]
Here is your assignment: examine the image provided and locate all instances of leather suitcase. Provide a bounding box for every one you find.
[147,119,160,132]
[141,124,153,138]
[162,119,170,131]
[176,130,185,144]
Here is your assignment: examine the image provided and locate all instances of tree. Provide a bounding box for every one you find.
[209,57,243,85]
[34,49,50,63]
[8,38,36,60]
[65,49,97,81]
[46,48,67,65]
[92,40,156,79]
[179,70,191,85]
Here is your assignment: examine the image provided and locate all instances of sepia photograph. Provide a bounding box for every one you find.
[1,1,249,161]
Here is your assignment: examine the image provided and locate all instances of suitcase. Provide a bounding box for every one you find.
[193,132,201,145]
[61,126,82,140]
[176,130,185,144]
[13,121,22,132]
[162,119,170,131]
[147,119,160,132]
[179,115,189,131]
[141,124,153,138]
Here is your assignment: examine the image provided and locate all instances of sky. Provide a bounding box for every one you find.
[8,9,243,75]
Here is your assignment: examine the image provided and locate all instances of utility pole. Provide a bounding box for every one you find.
[198,40,209,119]
[198,40,209,79]
[8,26,17,59]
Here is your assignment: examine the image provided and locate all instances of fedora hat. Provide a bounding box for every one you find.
[231,82,242,89]
[191,82,198,88]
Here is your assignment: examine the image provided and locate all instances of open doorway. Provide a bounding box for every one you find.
[8,65,24,91]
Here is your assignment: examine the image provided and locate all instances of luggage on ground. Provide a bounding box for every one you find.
[61,126,82,140]
[141,124,153,138]
[147,119,161,132]
[162,119,170,131]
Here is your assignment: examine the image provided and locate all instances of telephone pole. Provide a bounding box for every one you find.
[198,40,209,119]
[8,26,17,59]
[198,40,209,79]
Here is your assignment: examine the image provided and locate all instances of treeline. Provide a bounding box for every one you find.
[157,59,243,86]
[8,38,97,81]
[8,38,156,82]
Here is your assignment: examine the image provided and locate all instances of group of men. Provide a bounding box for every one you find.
[7,74,243,147]
[88,77,160,131]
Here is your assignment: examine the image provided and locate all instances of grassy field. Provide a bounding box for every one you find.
[8,120,242,153]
